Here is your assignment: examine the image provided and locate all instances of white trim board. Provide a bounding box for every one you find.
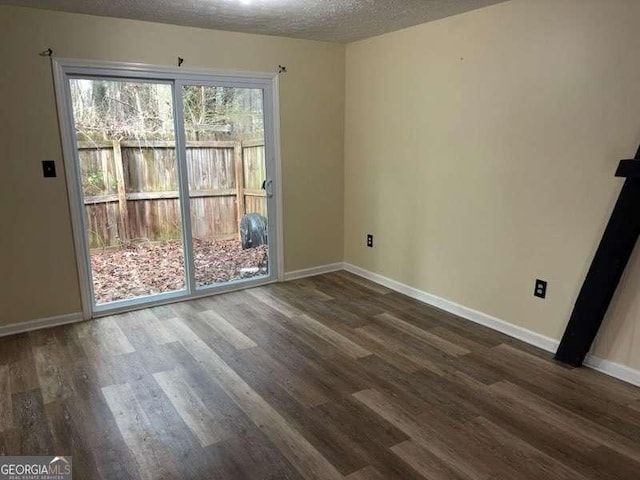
[283,263,344,281]
[584,355,640,388]
[343,263,559,353]
[343,263,640,388]
[0,312,83,338]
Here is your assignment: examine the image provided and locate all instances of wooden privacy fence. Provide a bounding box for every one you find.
[79,140,267,248]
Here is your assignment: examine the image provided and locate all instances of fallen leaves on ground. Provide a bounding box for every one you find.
[91,238,268,304]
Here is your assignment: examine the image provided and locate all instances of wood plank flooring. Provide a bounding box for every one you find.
[1,271,640,479]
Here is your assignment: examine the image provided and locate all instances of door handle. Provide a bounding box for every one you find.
[263,179,274,198]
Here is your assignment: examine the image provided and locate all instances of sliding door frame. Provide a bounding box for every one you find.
[52,58,284,320]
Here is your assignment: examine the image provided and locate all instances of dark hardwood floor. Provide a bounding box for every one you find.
[1,271,640,479]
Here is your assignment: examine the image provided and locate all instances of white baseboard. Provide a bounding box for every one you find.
[343,263,560,352]
[584,355,640,388]
[283,262,344,281]
[0,312,84,338]
[343,263,640,388]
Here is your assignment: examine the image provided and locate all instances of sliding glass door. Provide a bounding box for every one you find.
[180,84,271,290]
[68,78,187,305]
[56,61,280,316]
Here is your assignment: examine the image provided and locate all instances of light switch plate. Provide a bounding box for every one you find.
[42,160,56,178]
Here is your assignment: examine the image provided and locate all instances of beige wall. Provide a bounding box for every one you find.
[0,6,345,325]
[345,0,640,366]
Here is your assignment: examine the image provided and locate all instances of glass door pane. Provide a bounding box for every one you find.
[69,78,187,305]
[181,85,269,289]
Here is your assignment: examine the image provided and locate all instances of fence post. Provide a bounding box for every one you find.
[112,139,130,244]
[234,141,245,241]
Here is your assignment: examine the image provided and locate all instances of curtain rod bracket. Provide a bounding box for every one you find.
[178,57,184,67]
[278,65,287,74]
[39,48,53,57]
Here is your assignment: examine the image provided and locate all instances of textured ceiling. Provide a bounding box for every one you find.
[0,0,509,43]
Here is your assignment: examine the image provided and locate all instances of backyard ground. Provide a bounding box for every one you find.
[91,238,268,304]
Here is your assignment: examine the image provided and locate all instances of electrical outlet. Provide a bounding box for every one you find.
[534,279,547,299]
[366,234,374,248]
